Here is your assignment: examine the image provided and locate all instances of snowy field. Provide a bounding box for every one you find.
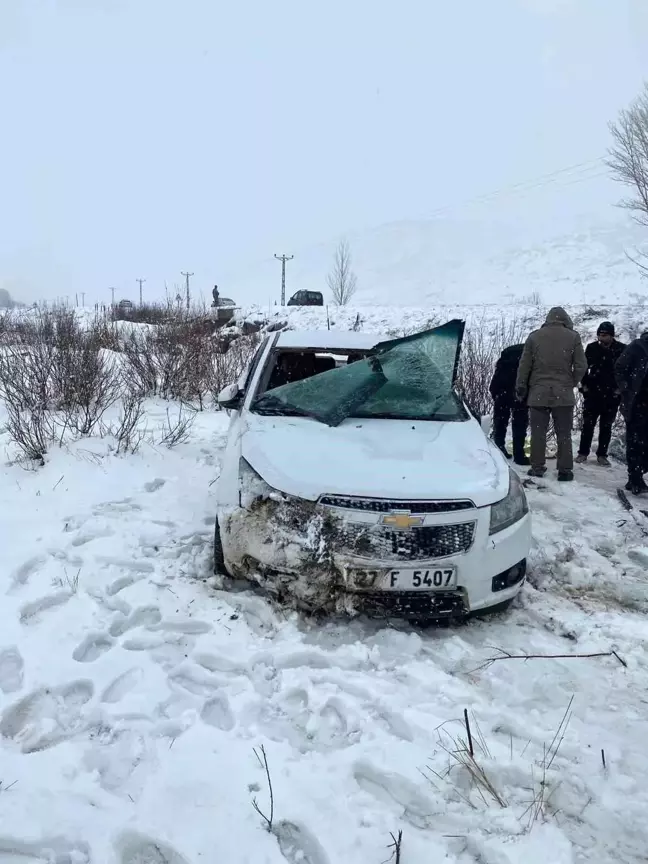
[1,386,648,863]
[235,302,648,345]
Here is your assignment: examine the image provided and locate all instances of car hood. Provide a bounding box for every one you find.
[241,414,509,507]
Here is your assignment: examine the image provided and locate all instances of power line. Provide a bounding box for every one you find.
[426,157,608,220]
[274,254,294,306]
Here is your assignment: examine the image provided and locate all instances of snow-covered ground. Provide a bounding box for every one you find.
[1,393,648,863]
[236,302,648,345]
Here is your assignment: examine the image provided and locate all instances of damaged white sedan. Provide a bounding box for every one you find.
[214,322,531,621]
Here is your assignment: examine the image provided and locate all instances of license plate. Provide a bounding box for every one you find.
[350,567,457,591]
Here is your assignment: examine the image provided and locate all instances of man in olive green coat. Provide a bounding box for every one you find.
[515,307,587,481]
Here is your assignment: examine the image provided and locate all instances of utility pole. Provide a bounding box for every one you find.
[181,271,194,311]
[136,278,146,307]
[274,253,294,306]
[109,287,115,306]
[80,291,85,307]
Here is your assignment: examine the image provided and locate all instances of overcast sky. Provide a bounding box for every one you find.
[1,0,647,305]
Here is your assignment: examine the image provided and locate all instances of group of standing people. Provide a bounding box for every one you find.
[489,307,648,495]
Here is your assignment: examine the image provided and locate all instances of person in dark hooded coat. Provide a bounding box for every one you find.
[489,344,529,465]
[576,321,625,467]
[615,331,648,494]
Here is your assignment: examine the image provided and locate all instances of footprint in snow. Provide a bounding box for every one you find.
[0,835,91,862]
[0,647,24,694]
[72,632,115,663]
[109,606,163,637]
[153,619,211,635]
[101,668,143,703]
[353,761,438,829]
[70,525,115,547]
[93,498,143,516]
[96,556,154,574]
[168,665,223,698]
[8,554,46,592]
[0,679,94,753]
[116,831,189,864]
[200,693,235,731]
[19,591,71,626]
[194,651,244,675]
[106,574,138,596]
[274,821,330,864]
[143,478,167,493]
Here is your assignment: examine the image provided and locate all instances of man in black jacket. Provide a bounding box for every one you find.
[489,343,529,465]
[576,322,625,467]
[615,331,648,494]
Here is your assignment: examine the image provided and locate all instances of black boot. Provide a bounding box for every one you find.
[626,478,648,495]
[514,452,530,466]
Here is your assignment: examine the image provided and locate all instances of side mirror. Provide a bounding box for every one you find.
[218,383,243,410]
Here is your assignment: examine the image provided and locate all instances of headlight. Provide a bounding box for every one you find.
[239,458,279,509]
[489,468,529,535]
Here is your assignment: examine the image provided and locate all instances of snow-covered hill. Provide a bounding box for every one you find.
[227,214,648,308]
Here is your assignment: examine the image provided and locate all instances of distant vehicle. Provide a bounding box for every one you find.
[213,322,531,622]
[287,290,323,307]
[118,299,133,310]
[211,296,237,325]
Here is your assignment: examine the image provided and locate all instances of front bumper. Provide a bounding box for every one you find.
[219,496,531,619]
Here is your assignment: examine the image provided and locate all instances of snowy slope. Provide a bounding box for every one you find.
[235,302,648,345]
[1,388,648,861]
[227,215,648,308]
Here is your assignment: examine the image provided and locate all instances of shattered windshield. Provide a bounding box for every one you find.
[252,320,466,427]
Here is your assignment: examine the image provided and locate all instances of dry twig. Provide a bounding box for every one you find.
[383,830,403,864]
[251,744,274,832]
[473,647,627,673]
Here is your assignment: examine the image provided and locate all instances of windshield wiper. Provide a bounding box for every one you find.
[252,395,317,420]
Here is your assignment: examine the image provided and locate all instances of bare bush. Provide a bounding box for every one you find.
[158,405,194,447]
[122,330,158,397]
[327,239,358,305]
[0,399,52,463]
[112,390,146,454]
[211,333,261,400]
[121,313,227,407]
[110,301,175,325]
[0,308,125,457]
[456,313,535,417]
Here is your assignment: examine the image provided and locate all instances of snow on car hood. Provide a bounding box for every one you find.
[241,414,509,507]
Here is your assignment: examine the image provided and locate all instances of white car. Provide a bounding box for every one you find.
[214,322,531,621]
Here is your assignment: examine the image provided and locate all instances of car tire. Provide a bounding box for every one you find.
[213,517,226,575]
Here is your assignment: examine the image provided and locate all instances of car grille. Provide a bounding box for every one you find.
[358,590,467,620]
[336,522,476,561]
[319,496,474,513]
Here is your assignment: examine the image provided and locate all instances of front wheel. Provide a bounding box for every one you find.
[213,517,226,575]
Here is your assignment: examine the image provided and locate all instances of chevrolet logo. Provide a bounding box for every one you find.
[381,512,424,530]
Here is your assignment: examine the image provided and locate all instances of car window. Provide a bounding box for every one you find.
[252,320,466,426]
